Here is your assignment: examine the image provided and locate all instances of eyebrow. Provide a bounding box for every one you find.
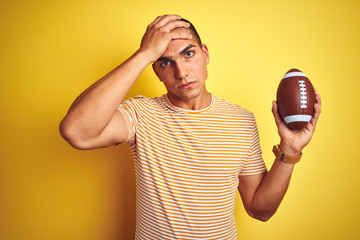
[156,44,196,62]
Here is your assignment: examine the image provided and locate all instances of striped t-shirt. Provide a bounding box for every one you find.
[118,93,267,240]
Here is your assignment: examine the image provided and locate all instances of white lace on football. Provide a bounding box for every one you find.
[298,80,307,108]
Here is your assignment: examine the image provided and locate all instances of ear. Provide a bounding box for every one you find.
[202,44,210,65]
[152,63,162,81]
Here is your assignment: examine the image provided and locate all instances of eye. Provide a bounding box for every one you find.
[160,60,171,67]
[185,51,194,57]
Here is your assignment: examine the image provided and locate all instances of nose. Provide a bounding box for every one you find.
[174,61,189,80]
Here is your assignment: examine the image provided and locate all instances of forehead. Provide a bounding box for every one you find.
[161,28,200,56]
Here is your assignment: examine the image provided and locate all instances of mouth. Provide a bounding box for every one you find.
[179,81,195,89]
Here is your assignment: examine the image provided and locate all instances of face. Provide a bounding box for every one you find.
[152,28,210,104]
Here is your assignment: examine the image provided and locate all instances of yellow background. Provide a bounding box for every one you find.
[1,0,359,239]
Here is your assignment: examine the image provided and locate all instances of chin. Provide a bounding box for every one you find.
[180,90,202,101]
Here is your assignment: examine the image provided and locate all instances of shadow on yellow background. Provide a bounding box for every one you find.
[1,0,359,239]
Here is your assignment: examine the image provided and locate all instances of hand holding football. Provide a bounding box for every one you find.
[276,69,316,130]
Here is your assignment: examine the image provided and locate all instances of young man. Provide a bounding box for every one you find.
[60,15,321,239]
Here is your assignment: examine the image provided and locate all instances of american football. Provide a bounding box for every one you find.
[276,68,316,130]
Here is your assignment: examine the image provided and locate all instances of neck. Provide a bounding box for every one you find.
[167,91,212,110]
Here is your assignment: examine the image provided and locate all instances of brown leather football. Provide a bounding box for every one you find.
[277,68,316,130]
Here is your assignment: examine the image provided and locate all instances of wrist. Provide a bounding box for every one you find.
[279,141,301,156]
[273,144,302,164]
[137,44,166,64]
[134,48,157,66]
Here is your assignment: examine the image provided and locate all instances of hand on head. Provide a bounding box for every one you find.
[140,15,193,63]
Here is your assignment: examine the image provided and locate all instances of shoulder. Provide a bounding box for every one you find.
[212,95,255,118]
[120,95,164,108]
[118,95,172,117]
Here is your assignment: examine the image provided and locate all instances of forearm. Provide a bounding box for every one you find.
[241,93,321,221]
[248,157,295,221]
[60,49,152,141]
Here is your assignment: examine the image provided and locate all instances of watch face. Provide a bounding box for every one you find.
[280,153,285,161]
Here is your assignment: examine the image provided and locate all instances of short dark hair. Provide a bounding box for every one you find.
[180,18,202,47]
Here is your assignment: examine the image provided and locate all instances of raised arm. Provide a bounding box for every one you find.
[59,15,192,149]
[238,93,321,221]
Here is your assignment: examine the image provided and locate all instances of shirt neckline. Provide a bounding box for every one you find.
[162,93,215,114]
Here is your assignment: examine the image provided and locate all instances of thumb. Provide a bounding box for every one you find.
[272,100,284,127]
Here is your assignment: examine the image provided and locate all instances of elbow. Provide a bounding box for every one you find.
[59,118,89,150]
[247,208,276,222]
[251,213,272,222]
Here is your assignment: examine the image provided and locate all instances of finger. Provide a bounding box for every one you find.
[152,14,182,28]
[169,30,193,40]
[315,92,321,106]
[272,100,284,127]
[314,93,321,118]
[150,15,165,26]
[147,15,180,30]
[310,94,321,127]
[161,20,190,33]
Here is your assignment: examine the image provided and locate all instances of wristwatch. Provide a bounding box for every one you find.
[272,145,302,164]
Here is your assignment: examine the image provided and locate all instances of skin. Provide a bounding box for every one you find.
[59,14,322,222]
[152,29,210,110]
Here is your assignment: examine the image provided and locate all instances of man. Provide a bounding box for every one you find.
[60,15,321,239]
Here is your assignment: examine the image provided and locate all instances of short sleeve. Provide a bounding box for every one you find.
[117,97,142,144]
[239,117,267,176]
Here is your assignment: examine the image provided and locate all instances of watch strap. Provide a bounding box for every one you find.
[272,145,302,164]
